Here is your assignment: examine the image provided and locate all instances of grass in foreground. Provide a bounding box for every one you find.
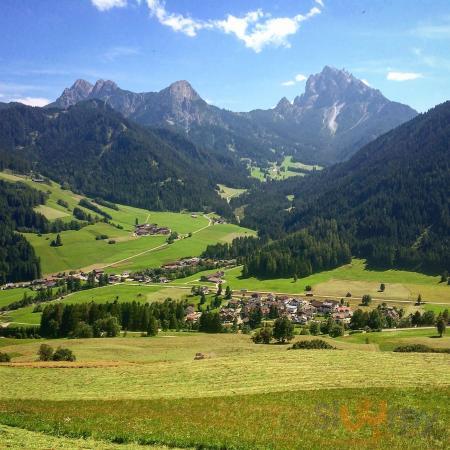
[0,424,178,449]
[0,388,447,449]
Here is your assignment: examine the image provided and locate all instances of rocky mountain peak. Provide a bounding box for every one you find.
[164,80,201,102]
[274,97,293,115]
[294,66,378,109]
[71,79,93,93]
[91,79,120,96]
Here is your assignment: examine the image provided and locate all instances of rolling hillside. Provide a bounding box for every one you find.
[0,171,254,276]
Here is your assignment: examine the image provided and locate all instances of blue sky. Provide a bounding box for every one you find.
[1,0,449,112]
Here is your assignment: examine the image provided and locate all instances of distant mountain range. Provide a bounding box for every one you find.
[49,66,417,165]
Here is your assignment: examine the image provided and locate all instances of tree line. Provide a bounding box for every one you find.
[39,299,191,338]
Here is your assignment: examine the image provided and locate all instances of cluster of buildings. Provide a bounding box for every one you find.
[216,294,354,326]
[200,270,226,285]
[134,223,171,237]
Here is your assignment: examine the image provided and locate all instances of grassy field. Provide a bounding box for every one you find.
[0,424,177,449]
[106,223,255,273]
[174,259,450,305]
[1,333,449,400]
[249,156,323,181]
[338,328,450,351]
[0,284,192,326]
[1,171,254,275]
[217,184,247,202]
[0,288,31,308]
[0,333,448,449]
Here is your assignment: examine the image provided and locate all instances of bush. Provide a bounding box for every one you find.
[95,234,109,240]
[393,344,450,354]
[52,346,76,361]
[329,324,345,338]
[93,316,120,337]
[290,339,335,350]
[0,352,11,362]
[108,240,116,244]
[300,327,310,335]
[38,344,54,361]
[252,326,273,344]
[71,322,94,338]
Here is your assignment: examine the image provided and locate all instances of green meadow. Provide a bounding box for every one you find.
[0,333,448,449]
[217,184,247,202]
[248,156,323,181]
[174,259,450,305]
[106,223,255,273]
[0,288,31,308]
[0,284,192,326]
[0,171,253,275]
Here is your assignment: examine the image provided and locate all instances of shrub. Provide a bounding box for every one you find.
[300,327,310,335]
[290,339,335,350]
[252,326,273,344]
[329,324,345,338]
[93,316,120,337]
[71,322,94,338]
[95,234,109,240]
[393,344,450,354]
[52,347,76,361]
[38,344,54,361]
[108,240,116,244]
[0,352,11,362]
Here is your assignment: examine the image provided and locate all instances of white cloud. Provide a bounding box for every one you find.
[144,0,322,52]
[387,71,423,81]
[214,7,321,53]
[282,73,307,87]
[15,97,50,107]
[91,0,127,11]
[315,0,325,7]
[146,0,208,37]
[361,78,371,86]
[103,45,140,61]
[295,73,307,82]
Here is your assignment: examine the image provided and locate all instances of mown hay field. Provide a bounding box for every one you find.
[0,333,448,449]
[1,334,449,401]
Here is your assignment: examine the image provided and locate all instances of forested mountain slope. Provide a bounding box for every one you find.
[0,100,245,216]
[0,180,46,282]
[233,101,450,273]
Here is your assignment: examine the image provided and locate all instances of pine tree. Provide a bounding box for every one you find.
[147,316,159,336]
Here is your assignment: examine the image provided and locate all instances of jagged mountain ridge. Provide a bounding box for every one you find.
[248,66,417,163]
[49,67,417,165]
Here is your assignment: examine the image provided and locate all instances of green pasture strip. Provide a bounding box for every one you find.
[0,388,447,449]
